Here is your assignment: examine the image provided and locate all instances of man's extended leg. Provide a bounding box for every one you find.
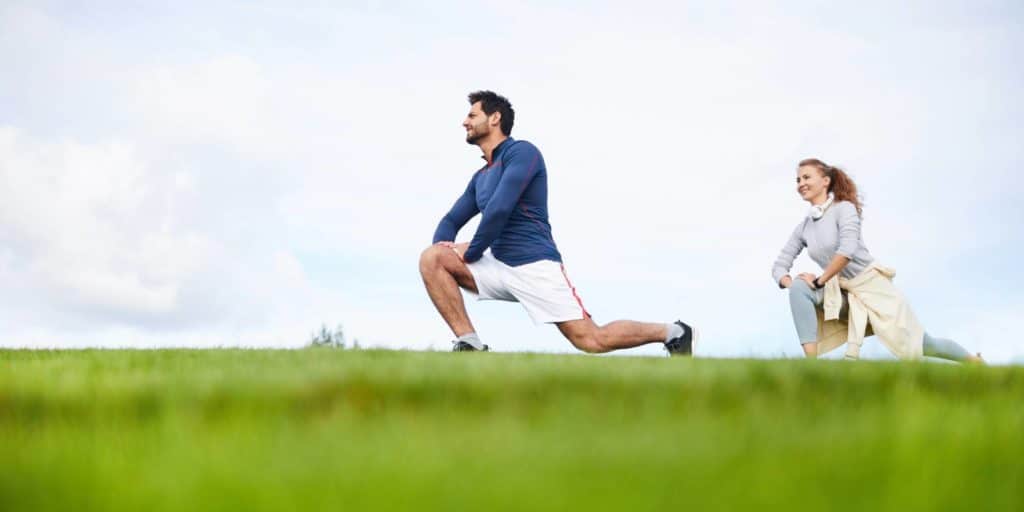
[556,317,695,354]
[419,244,479,338]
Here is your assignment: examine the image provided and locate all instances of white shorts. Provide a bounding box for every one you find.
[466,250,590,324]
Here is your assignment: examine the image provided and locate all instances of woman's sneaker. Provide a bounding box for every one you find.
[665,320,698,357]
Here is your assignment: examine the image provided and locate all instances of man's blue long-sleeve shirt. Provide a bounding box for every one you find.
[432,138,562,266]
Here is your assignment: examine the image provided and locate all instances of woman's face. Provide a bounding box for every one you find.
[796,165,830,202]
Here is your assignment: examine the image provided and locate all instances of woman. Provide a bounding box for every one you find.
[771,158,981,362]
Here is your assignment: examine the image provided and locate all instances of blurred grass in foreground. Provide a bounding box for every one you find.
[1,349,1021,511]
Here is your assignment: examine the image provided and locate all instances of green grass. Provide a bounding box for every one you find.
[1,349,1021,511]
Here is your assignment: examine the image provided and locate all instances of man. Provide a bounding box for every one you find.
[419,90,698,355]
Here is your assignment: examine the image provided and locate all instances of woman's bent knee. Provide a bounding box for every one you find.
[788,279,816,302]
[789,278,811,294]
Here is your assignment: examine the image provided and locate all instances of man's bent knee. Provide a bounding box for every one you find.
[418,246,435,275]
[419,244,477,292]
[558,320,605,354]
[570,333,609,354]
[419,245,449,274]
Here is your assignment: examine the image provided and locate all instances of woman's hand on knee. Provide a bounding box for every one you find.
[796,273,817,287]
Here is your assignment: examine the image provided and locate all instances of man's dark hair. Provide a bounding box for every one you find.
[468,90,514,136]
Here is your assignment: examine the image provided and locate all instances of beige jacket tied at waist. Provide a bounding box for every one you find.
[815,262,924,360]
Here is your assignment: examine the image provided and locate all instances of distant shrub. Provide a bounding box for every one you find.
[308,324,345,349]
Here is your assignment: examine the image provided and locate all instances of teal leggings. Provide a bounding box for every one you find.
[788,279,971,362]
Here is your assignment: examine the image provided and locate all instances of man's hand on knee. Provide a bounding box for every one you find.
[452,242,468,261]
[435,241,468,262]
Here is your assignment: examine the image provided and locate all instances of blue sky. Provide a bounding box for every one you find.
[1,1,1022,362]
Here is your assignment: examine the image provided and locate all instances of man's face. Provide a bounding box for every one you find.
[463,101,494,145]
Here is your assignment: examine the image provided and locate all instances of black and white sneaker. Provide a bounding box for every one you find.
[665,320,698,357]
[452,341,489,352]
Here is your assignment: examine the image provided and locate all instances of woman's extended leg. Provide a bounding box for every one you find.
[923,333,983,363]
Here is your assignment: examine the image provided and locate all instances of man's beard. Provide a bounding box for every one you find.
[465,126,487,145]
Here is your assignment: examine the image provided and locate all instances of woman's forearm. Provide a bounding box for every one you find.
[818,254,851,283]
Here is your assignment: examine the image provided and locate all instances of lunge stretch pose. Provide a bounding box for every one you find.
[420,90,698,355]
[772,158,981,362]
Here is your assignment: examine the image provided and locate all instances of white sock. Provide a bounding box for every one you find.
[456,333,484,350]
[665,323,684,343]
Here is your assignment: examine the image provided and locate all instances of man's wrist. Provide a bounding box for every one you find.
[813,276,826,289]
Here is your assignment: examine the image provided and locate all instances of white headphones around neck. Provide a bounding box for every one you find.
[808,194,834,220]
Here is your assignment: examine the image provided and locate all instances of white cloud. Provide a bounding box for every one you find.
[0,126,351,342]
[133,55,273,149]
[0,127,200,316]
